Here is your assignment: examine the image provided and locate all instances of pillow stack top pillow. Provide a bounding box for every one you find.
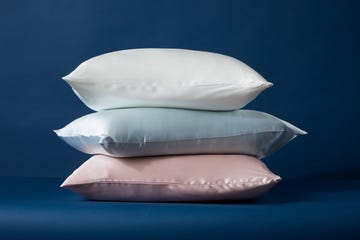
[62,48,272,111]
[56,48,306,202]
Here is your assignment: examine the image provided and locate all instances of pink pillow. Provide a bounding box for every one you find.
[61,155,281,202]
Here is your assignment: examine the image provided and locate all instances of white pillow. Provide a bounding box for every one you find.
[63,48,273,111]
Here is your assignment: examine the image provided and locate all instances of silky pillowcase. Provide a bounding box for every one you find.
[54,108,306,158]
[61,155,281,202]
[63,48,272,111]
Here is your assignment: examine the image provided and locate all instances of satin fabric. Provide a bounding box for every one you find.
[61,155,281,202]
[54,108,306,158]
[63,48,272,111]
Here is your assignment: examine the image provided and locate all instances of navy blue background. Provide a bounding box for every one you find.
[0,0,359,179]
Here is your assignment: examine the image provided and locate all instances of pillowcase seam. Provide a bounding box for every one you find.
[57,130,301,144]
[62,178,280,188]
[64,79,268,88]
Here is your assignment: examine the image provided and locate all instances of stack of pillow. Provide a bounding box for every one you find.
[55,49,306,202]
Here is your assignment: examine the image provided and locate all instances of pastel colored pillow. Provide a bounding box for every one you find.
[63,48,272,111]
[61,155,281,202]
[54,108,306,158]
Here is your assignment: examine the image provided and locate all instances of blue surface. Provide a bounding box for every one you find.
[0,0,359,179]
[0,177,359,239]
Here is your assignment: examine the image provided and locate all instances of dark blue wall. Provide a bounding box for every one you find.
[0,0,359,179]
